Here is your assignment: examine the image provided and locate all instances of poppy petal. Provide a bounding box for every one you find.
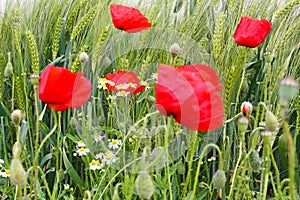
[110,4,151,33]
[156,64,224,132]
[234,16,272,48]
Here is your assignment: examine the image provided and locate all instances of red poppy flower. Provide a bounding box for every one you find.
[156,64,224,132]
[38,65,92,111]
[234,16,272,48]
[110,4,152,33]
[105,70,145,95]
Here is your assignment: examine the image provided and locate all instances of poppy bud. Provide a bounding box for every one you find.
[4,61,13,77]
[30,73,40,86]
[279,77,299,103]
[147,95,156,103]
[11,109,22,125]
[260,130,273,146]
[135,171,155,200]
[248,150,261,172]
[170,43,182,58]
[241,101,252,116]
[212,170,226,189]
[238,116,248,134]
[13,141,22,159]
[265,111,278,132]
[79,52,89,64]
[263,51,274,63]
[9,158,26,186]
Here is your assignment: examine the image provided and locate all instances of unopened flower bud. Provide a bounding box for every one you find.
[170,43,182,58]
[212,170,226,189]
[261,130,273,146]
[11,109,22,125]
[13,141,22,159]
[30,73,40,85]
[135,171,155,199]
[147,95,156,103]
[4,61,13,77]
[238,116,248,134]
[79,52,89,64]
[279,77,299,103]
[9,158,26,186]
[265,111,278,132]
[248,150,261,172]
[241,101,253,116]
[263,51,274,63]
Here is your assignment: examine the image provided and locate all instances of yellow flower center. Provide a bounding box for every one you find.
[5,169,10,175]
[112,139,118,145]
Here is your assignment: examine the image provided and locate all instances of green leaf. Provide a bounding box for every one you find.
[62,147,84,189]
[20,120,28,143]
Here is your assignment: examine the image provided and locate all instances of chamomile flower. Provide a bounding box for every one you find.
[77,140,86,148]
[76,147,90,156]
[116,83,129,90]
[89,160,102,170]
[141,81,150,90]
[64,184,70,190]
[127,82,137,88]
[93,133,104,143]
[151,72,158,80]
[116,90,130,97]
[0,169,10,178]
[97,78,109,90]
[108,139,122,150]
[0,159,4,168]
[95,152,105,160]
[107,95,117,101]
[102,151,117,165]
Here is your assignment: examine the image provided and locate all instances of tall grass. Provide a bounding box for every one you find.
[0,0,299,199]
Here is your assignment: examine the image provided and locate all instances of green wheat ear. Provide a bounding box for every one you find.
[139,56,152,80]
[274,23,296,57]
[212,12,225,65]
[52,17,64,60]
[92,26,109,72]
[274,0,300,19]
[70,4,98,40]
[224,65,236,114]
[26,30,40,74]
[66,0,87,30]
[15,76,25,115]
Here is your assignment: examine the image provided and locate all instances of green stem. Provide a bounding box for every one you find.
[181,133,199,198]
[261,144,271,200]
[191,144,223,200]
[261,62,272,121]
[270,149,283,199]
[32,84,40,200]
[165,117,173,200]
[32,108,57,199]
[283,118,295,200]
[228,142,243,200]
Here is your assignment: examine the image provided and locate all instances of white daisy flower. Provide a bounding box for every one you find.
[127,82,137,88]
[0,169,10,178]
[108,139,122,150]
[89,160,102,170]
[107,95,117,100]
[97,78,109,90]
[102,151,117,165]
[93,133,104,143]
[116,90,130,97]
[151,73,158,80]
[115,83,129,90]
[141,81,150,90]
[64,184,70,190]
[76,147,90,156]
[95,152,105,160]
[77,140,86,148]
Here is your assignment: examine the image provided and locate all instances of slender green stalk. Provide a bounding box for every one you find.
[261,143,271,200]
[191,144,223,200]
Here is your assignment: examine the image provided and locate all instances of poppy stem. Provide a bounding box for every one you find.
[32,84,40,200]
